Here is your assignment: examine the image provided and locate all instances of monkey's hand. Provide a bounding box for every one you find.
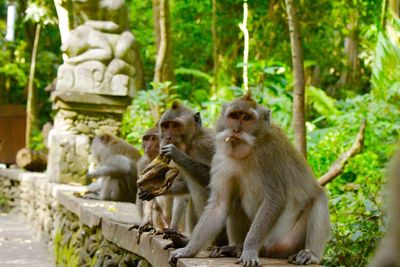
[288,249,318,265]
[161,144,186,163]
[235,249,260,267]
[168,247,195,266]
[163,228,189,249]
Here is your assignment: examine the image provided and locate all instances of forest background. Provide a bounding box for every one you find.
[0,0,399,266]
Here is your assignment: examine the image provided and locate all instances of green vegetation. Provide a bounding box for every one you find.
[1,0,399,266]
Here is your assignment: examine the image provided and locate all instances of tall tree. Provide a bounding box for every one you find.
[153,0,174,83]
[285,0,307,158]
[211,0,218,95]
[26,24,41,148]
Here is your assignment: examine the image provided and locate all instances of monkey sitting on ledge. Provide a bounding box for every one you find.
[169,94,330,266]
[136,127,174,231]
[82,133,139,203]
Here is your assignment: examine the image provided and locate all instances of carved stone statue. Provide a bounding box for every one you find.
[56,0,144,97]
[48,0,144,184]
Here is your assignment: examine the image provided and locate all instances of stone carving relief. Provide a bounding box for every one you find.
[56,0,143,97]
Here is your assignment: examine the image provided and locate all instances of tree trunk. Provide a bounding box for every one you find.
[336,7,360,90]
[153,0,174,83]
[211,0,218,96]
[26,24,41,148]
[285,0,307,158]
[390,0,400,18]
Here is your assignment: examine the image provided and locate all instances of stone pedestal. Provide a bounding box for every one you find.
[47,91,131,184]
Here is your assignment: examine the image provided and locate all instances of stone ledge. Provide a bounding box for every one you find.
[0,169,319,267]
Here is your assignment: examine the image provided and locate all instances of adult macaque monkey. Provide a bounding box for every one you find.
[139,102,225,247]
[169,94,330,266]
[84,133,138,202]
[369,150,400,267]
[136,127,173,230]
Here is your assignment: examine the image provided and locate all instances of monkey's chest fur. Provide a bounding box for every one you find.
[213,152,265,219]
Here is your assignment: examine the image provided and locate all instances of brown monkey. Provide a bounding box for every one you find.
[138,102,227,247]
[136,127,173,230]
[169,95,330,266]
[369,150,400,267]
[84,133,138,202]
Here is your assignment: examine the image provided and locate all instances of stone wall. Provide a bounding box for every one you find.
[0,168,308,267]
[0,169,154,267]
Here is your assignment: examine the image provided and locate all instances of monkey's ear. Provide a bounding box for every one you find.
[171,101,180,110]
[194,112,202,127]
[100,134,110,144]
[263,109,271,124]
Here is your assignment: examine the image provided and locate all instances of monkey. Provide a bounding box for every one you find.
[136,127,174,232]
[83,133,138,202]
[169,94,330,266]
[369,150,400,267]
[138,102,227,248]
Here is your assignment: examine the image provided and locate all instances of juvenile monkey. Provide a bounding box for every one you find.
[136,127,173,230]
[169,95,330,266]
[84,133,138,202]
[369,150,400,267]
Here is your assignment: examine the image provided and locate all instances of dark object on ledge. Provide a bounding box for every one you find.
[16,148,47,172]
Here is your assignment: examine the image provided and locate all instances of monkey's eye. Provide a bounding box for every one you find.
[243,114,253,121]
[171,122,181,129]
[228,113,240,120]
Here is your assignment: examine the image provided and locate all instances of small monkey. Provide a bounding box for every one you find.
[136,127,174,230]
[169,95,330,266]
[84,133,138,202]
[369,150,400,267]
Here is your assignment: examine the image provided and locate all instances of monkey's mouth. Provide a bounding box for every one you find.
[225,135,242,143]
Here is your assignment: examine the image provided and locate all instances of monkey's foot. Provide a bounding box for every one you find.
[168,247,195,266]
[288,249,318,265]
[136,222,155,244]
[163,228,189,249]
[209,245,242,258]
[81,192,101,200]
[235,250,260,266]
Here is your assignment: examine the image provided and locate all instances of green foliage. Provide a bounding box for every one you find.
[371,16,400,104]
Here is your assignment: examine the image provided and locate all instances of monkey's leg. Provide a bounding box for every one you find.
[237,199,284,267]
[168,198,230,264]
[288,193,329,265]
[210,200,249,258]
[170,196,187,230]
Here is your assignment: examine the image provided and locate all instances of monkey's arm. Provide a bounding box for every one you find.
[237,198,284,266]
[168,186,230,264]
[161,144,210,187]
[164,175,189,195]
[88,155,131,178]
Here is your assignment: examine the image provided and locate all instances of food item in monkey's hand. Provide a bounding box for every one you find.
[137,154,179,197]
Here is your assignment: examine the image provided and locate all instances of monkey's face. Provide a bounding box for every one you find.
[215,108,258,159]
[142,134,160,160]
[90,134,113,162]
[160,120,188,151]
